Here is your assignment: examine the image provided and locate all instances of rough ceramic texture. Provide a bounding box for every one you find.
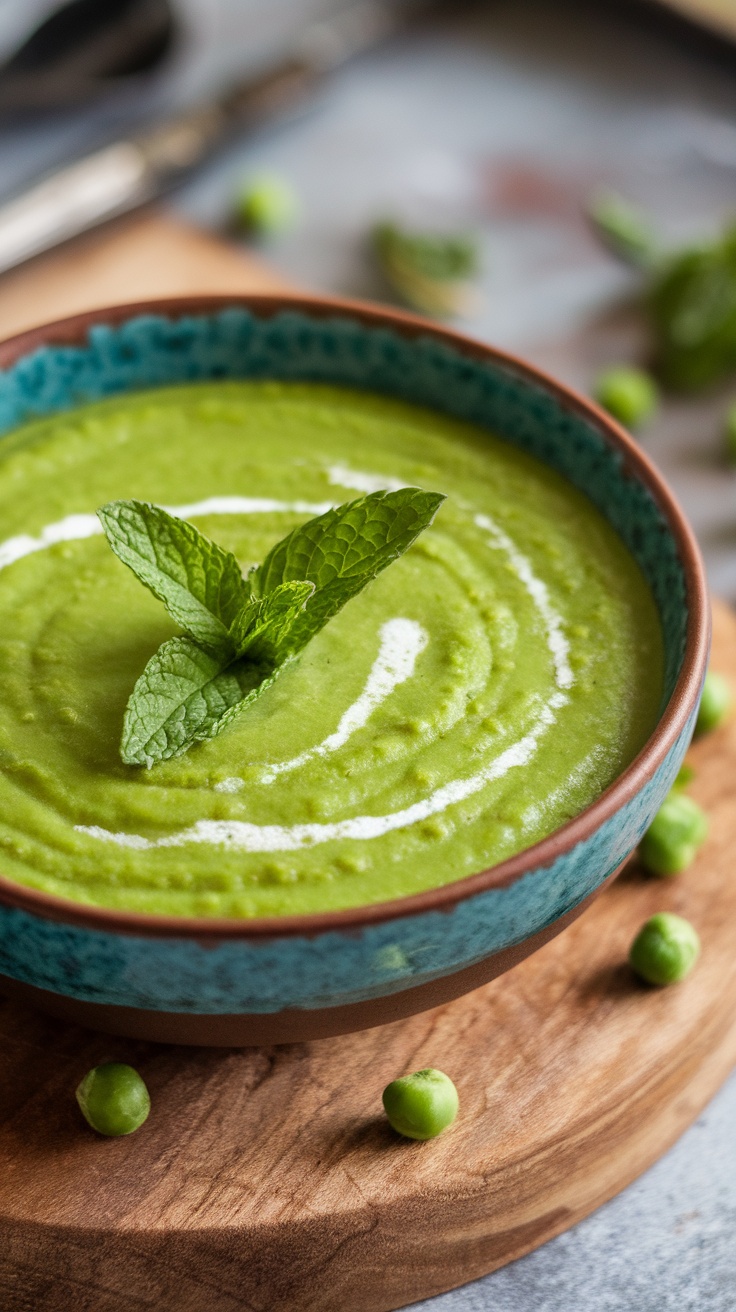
[0,310,686,694]
[0,309,692,1014]
[0,728,690,1013]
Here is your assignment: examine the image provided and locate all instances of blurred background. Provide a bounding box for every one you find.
[0,0,735,586]
[0,1,735,591]
[0,3,735,1307]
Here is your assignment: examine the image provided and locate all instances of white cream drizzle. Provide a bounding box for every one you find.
[0,497,335,574]
[0,513,103,571]
[75,692,567,853]
[474,512,573,692]
[213,777,244,794]
[0,463,578,853]
[520,744,604,833]
[325,468,572,693]
[259,618,427,784]
[327,465,408,495]
[205,619,426,795]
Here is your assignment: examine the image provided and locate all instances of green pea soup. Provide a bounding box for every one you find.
[0,381,663,916]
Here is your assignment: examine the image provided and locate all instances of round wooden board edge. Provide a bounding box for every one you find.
[0,611,733,1312]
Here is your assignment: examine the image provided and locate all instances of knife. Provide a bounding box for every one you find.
[0,0,419,275]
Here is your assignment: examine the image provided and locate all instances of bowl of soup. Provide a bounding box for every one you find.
[0,295,708,1043]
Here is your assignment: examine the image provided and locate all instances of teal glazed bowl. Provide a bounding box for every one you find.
[0,295,709,1044]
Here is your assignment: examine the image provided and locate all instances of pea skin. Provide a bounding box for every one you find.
[234,175,299,238]
[696,670,732,735]
[76,1063,151,1137]
[629,913,700,986]
[673,763,695,789]
[382,1068,459,1140]
[639,789,708,876]
[594,366,658,429]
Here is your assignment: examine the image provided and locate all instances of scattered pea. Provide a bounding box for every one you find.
[724,402,736,463]
[382,1067,458,1141]
[696,670,732,735]
[673,762,695,789]
[234,174,299,238]
[76,1062,151,1137]
[639,790,708,876]
[594,366,659,429]
[629,912,700,986]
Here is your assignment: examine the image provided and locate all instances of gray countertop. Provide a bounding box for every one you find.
[176,0,736,600]
[0,1,734,1306]
[416,1072,736,1312]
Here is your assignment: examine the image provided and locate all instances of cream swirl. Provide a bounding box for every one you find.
[259,617,427,784]
[76,691,567,853]
[0,496,335,573]
[0,468,574,854]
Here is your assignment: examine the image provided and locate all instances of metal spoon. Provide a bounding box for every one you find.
[0,0,175,112]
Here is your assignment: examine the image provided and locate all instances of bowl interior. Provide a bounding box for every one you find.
[0,300,688,714]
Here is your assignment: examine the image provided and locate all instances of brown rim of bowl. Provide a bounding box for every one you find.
[0,293,711,941]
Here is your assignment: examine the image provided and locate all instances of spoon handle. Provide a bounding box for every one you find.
[0,0,416,276]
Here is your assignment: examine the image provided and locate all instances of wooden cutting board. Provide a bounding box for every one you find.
[0,211,293,342]
[0,214,734,1312]
[648,0,736,43]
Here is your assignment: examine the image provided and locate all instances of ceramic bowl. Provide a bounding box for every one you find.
[0,295,709,1045]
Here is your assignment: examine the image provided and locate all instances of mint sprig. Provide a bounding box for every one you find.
[97,500,249,656]
[99,489,444,767]
[230,579,315,664]
[251,487,446,656]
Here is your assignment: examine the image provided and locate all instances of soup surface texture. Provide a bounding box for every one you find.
[0,382,663,916]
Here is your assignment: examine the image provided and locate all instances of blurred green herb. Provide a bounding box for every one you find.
[587,190,659,269]
[588,191,736,392]
[372,221,481,319]
[651,226,736,391]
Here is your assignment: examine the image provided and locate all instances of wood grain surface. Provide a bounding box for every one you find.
[0,599,731,1312]
[649,0,736,42]
[0,212,292,341]
[0,213,732,1312]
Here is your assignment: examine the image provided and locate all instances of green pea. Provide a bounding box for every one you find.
[696,670,732,735]
[594,366,659,429]
[724,402,736,464]
[673,762,695,789]
[76,1062,151,1137]
[638,789,708,876]
[235,174,299,237]
[629,912,700,986]
[382,1067,458,1140]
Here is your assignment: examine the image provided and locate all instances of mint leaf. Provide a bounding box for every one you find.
[230,580,314,664]
[105,486,444,766]
[121,636,281,766]
[587,190,659,269]
[98,500,249,654]
[251,488,445,655]
[372,221,481,317]
[122,588,312,765]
